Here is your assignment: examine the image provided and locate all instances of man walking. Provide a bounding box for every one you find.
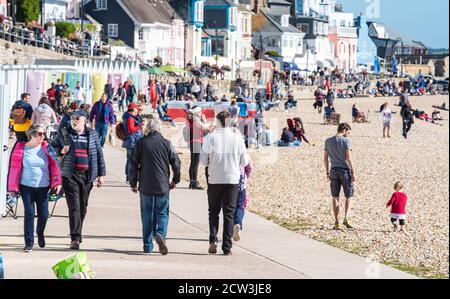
[129,118,181,255]
[201,111,249,256]
[52,109,106,250]
[324,123,355,230]
[73,81,86,106]
[401,100,414,139]
[89,93,116,147]
[104,80,114,102]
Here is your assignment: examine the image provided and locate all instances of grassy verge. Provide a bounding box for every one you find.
[253,211,448,279]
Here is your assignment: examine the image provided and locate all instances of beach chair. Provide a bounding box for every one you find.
[3,193,20,219]
[324,108,334,125]
[271,100,282,112]
[330,113,341,125]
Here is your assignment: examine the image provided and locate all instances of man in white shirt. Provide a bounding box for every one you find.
[73,81,86,106]
[201,111,250,256]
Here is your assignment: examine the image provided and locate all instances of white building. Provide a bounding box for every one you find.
[85,0,185,67]
[328,3,358,72]
[290,0,335,71]
[252,1,305,68]
[43,0,69,23]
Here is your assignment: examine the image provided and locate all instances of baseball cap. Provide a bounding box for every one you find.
[128,103,142,111]
[71,109,88,119]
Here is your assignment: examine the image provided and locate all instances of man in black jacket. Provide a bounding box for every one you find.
[401,100,414,139]
[52,109,106,250]
[129,118,181,255]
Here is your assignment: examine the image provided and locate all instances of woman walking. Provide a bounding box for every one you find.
[31,97,58,134]
[7,124,62,252]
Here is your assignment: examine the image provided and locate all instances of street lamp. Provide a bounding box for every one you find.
[202,19,229,61]
[80,0,85,33]
[40,0,46,25]
[11,0,17,26]
[396,38,404,77]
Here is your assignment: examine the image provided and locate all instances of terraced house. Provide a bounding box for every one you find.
[84,0,185,67]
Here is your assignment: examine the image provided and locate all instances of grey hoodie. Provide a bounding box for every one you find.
[31,104,57,129]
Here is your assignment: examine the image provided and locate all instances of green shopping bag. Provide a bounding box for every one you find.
[52,252,94,279]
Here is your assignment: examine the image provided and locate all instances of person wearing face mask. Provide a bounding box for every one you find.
[52,109,106,250]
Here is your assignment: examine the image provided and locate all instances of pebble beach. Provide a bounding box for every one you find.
[165,94,449,278]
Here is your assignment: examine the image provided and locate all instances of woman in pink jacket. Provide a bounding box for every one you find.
[233,157,254,242]
[7,124,62,252]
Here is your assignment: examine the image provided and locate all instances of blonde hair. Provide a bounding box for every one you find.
[394,181,404,191]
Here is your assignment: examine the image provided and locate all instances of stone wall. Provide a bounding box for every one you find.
[0,39,76,65]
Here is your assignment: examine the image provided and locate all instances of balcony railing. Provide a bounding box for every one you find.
[0,22,110,58]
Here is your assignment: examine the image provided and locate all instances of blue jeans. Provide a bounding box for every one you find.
[140,193,170,252]
[20,185,49,247]
[118,98,125,112]
[234,189,246,229]
[95,122,109,147]
[125,148,134,181]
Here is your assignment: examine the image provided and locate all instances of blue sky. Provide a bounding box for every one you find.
[339,0,449,48]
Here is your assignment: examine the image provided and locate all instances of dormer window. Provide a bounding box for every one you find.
[96,0,107,10]
[281,15,289,27]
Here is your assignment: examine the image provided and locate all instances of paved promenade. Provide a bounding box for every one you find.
[0,145,416,279]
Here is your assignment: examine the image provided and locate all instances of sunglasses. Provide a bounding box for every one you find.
[32,132,45,137]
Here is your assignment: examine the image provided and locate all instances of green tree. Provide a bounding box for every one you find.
[54,21,77,39]
[17,0,40,23]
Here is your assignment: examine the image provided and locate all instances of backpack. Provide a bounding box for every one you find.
[238,103,248,117]
[115,122,128,141]
[12,107,27,124]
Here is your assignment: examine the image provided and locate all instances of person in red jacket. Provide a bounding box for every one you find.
[47,83,58,111]
[122,103,146,183]
[386,181,409,233]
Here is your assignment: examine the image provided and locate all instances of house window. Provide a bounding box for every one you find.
[229,7,237,27]
[195,1,204,23]
[297,23,309,33]
[108,24,118,38]
[96,0,107,10]
[212,37,225,56]
[281,15,289,27]
[138,28,144,40]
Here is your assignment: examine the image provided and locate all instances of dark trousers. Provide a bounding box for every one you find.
[62,170,93,242]
[125,148,134,181]
[189,143,201,183]
[207,184,239,253]
[15,131,28,142]
[20,185,49,247]
[126,96,133,105]
[403,119,412,137]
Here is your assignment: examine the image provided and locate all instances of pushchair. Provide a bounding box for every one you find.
[3,193,20,219]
